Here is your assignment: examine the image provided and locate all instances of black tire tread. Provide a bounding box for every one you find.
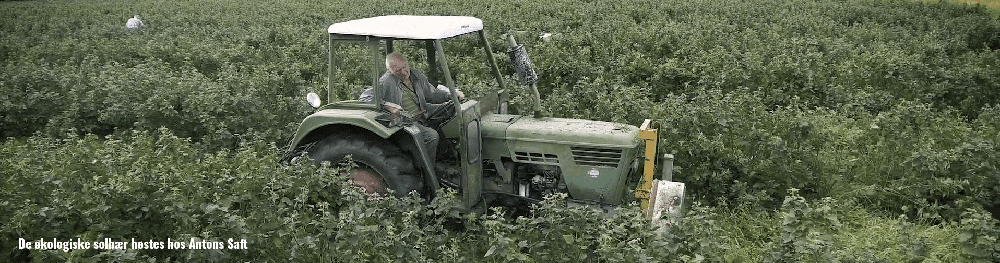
[307,133,422,198]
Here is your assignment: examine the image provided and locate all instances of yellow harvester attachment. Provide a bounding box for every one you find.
[636,119,685,231]
[636,119,660,210]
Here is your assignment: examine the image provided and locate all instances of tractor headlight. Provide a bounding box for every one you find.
[631,158,640,175]
[306,92,322,108]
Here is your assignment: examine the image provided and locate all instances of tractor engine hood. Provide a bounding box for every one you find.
[504,116,639,149]
[482,114,642,204]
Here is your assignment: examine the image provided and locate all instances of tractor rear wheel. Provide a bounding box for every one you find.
[307,133,424,199]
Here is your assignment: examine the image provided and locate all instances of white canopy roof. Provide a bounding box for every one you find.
[327,15,483,40]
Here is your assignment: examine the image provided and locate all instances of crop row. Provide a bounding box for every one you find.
[3,131,996,262]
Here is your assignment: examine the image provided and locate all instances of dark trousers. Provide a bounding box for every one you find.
[414,123,438,160]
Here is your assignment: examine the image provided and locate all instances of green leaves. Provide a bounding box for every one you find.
[0,130,344,261]
[958,208,1000,262]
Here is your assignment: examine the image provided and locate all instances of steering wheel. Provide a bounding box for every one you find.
[425,99,456,122]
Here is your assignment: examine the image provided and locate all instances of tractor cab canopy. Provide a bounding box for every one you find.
[328,15,483,40]
[322,15,507,114]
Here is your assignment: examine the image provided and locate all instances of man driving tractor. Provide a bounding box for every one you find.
[289,15,682,215]
[361,52,464,160]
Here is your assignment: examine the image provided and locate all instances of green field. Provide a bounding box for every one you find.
[932,0,1000,11]
[2,0,999,262]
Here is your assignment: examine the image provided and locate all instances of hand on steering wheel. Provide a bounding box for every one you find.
[426,99,456,121]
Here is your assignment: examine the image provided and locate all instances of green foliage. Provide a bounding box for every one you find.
[504,194,668,262]
[763,189,973,262]
[766,189,844,262]
[0,132,674,262]
[660,203,731,262]
[4,0,999,143]
[0,129,346,261]
[958,207,1000,262]
[0,122,987,262]
[0,0,322,148]
[654,88,849,208]
[850,100,999,222]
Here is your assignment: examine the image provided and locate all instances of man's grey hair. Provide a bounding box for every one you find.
[386,52,407,70]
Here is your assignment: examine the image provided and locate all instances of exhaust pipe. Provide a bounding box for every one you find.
[661,153,674,181]
[506,34,544,118]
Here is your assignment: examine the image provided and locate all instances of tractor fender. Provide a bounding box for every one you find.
[287,108,440,196]
[287,108,400,152]
[393,125,441,196]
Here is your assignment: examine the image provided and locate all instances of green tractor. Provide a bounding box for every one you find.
[287,15,682,217]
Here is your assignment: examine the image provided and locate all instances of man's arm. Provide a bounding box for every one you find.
[410,69,452,103]
[425,86,452,103]
[375,72,401,107]
[436,84,464,101]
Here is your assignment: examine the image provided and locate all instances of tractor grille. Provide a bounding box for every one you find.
[514,151,559,164]
[571,147,622,168]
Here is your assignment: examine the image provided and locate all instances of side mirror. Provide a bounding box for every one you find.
[306,92,322,108]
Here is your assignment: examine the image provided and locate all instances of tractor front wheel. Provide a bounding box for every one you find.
[307,133,424,199]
